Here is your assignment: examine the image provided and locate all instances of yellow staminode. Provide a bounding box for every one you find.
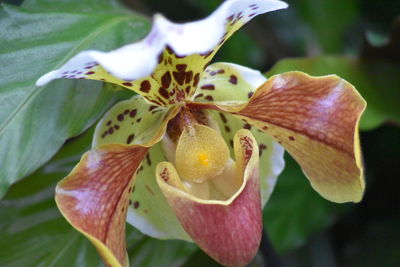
[175,124,229,183]
[198,153,210,166]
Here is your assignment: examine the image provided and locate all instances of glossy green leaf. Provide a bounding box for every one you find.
[0,130,103,266]
[263,154,347,252]
[267,56,400,130]
[0,127,197,266]
[0,0,150,197]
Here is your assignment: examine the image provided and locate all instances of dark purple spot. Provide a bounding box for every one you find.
[243,123,251,130]
[173,71,186,85]
[127,134,135,144]
[195,93,204,99]
[85,71,95,75]
[176,64,187,72]
[201,84,215,90]
[219,113,228,123]
[161,71,172,88]
[193,73,200,87]
[159,87,169,99]
[122,82,133,86]
[146,154,152,166]
[133,201,140,209]
[289,136,295,141]
[229,75,238,84]
[185,71,193,84]
[129,109,137,118]
[140,80,151,93]
[259,144,267,156]
[117,114,124,121]
[205,95,214,101]
[225,125,231,132]
[211,69,225,76]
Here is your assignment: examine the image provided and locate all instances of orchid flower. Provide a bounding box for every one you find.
[36,0,366,266]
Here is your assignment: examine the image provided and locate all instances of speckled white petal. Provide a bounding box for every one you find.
[163,0,288,56]
[36,0,287,86]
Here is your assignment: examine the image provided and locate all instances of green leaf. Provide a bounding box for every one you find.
[0,130,103,266]
[0,1,150,197]
[0,127,197,266]
[263,154,347,252]
[128,238,197,267]
[21,0,131,13]
[293,0,358,53]
[266,56,400,130]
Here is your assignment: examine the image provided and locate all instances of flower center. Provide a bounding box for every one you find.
[175,124,230,183]
[198,153,209,166]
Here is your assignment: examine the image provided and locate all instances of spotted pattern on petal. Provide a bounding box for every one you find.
[208,110,284,206]
[194,63,257,104]
[126,48,210,106]
[93,95,179,147]
[62,48,212,106]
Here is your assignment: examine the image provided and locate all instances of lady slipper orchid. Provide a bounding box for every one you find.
[36,0,366,266]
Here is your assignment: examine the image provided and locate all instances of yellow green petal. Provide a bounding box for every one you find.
[93,95,179,147]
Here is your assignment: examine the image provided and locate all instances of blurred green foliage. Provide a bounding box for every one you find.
[0,0,399,266]
[0,0,149,197]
